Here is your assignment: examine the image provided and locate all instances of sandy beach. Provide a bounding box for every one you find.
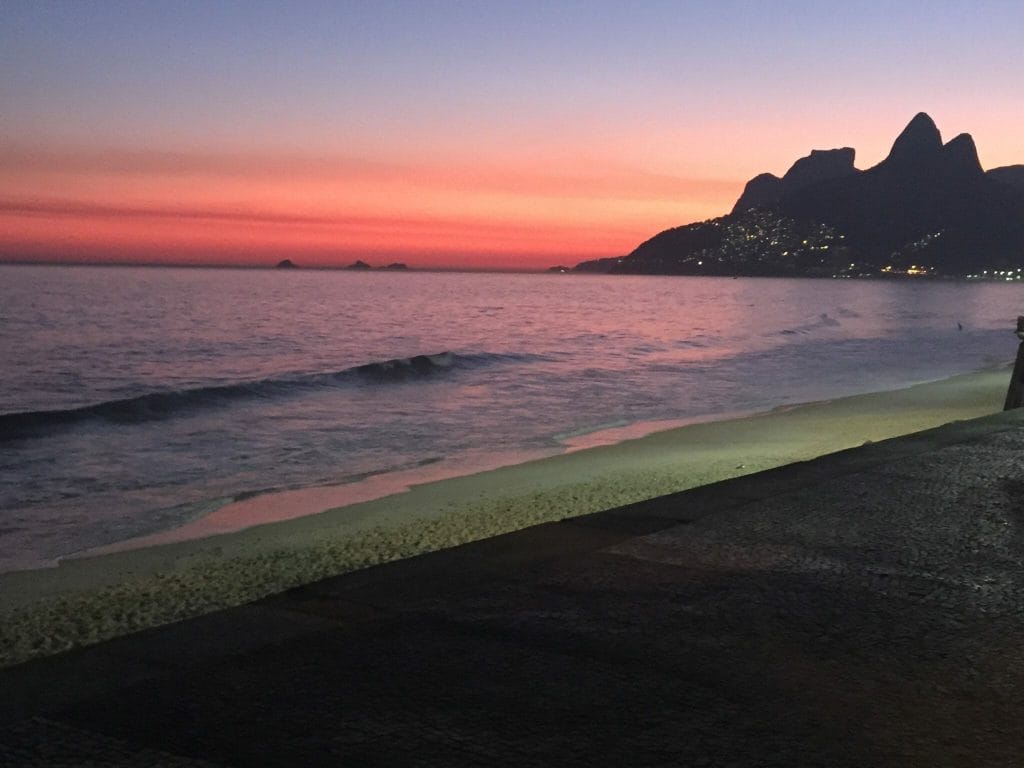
[0,365,1009,668]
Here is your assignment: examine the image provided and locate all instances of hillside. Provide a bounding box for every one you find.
[575,114,1024,278]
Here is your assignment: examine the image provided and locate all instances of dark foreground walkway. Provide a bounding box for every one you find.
[5,411,1024,766]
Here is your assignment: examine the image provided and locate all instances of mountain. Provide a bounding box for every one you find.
[989,165,1024,190]
[575,113,1024,277]
[732,147,857,213]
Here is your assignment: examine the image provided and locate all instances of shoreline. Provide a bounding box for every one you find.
[0,364,1011,667]
[64,412,757,565]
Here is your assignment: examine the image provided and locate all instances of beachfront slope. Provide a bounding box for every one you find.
[3,374,1024,764]
[0,367,1009,667]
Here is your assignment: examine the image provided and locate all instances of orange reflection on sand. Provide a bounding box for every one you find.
[72,446,558,559]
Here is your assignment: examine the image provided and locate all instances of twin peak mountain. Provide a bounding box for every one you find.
[575,113,1024,278]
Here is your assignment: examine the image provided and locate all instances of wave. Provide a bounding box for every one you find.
[1,351,540,442]
[777,313,841,336]
[352,351,456,379]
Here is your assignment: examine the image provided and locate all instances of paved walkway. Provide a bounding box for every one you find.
[4,410,1024,766]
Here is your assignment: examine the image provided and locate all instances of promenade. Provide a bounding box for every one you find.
[4,409,1024,766]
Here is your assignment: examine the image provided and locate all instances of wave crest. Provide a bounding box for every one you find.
[1,350,539,441]
[778,313,841,336]
[352,351,455,380]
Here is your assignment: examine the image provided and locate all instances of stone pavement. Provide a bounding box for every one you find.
[4,410,1024,766]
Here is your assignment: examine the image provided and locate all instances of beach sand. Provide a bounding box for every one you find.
[0,366,1010,667]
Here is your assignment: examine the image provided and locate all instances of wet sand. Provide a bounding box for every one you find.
[0,366,1009,667]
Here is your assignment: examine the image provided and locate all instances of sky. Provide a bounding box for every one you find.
[2,1,1023,271]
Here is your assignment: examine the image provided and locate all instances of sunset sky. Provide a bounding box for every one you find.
[2,0,1023,271]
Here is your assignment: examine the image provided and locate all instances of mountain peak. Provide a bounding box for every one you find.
[577,112,1024,278]
[782,147,856,187]
[942,133,984,177]
[883,112,942,166]
[732,147,856,213]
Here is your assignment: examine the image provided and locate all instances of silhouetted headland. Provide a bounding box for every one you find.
[573,113,1024,279]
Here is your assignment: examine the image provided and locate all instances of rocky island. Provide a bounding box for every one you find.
[573,113,1024,279]
[342,260,410,271]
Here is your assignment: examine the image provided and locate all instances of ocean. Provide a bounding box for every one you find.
[1,264,1020,572]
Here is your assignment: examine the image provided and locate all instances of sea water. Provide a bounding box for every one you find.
[1,264,1020,571]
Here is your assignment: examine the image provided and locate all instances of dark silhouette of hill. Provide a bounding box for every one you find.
[732,147,857,213]
[574,113,1024,277]
[989,165,1024,190]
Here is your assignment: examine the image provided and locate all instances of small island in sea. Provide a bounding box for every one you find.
[342,260,410,271]
[273,259,411,271]
[571,113,1024,280]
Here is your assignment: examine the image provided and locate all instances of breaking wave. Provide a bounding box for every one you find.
[777,313,842,336]
[1,351,541,441]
